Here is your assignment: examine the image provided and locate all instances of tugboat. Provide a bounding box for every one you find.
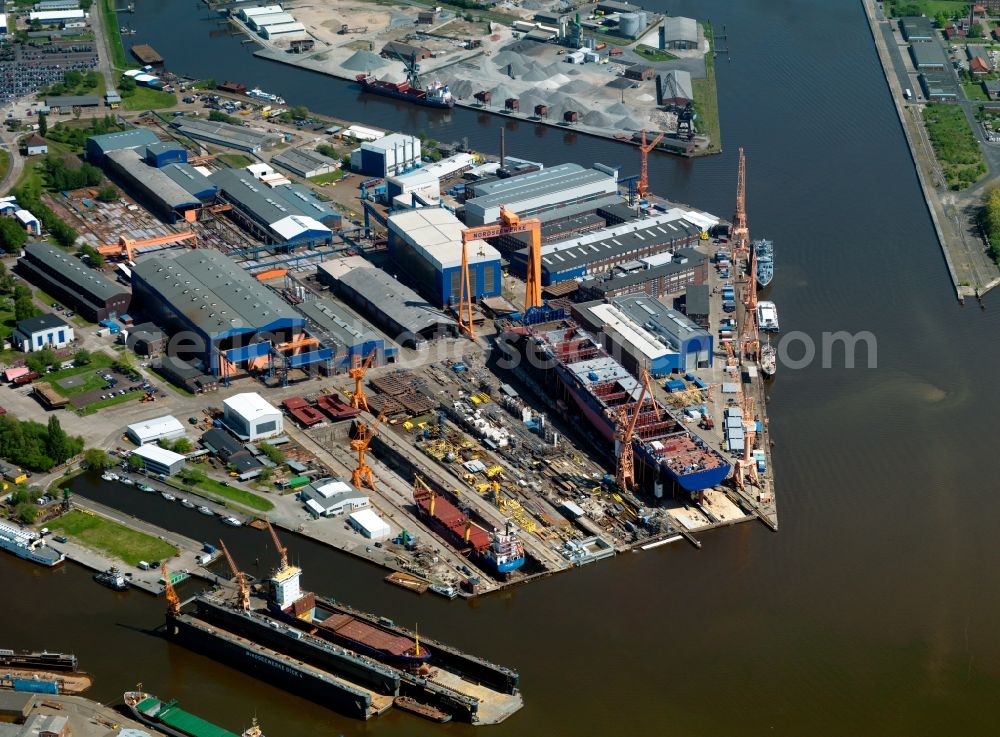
[94,566,129,591]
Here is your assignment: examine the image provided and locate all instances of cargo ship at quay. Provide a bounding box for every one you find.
[162,532,521,725]
[501,309,731,497]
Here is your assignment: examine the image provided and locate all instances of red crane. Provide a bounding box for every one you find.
[265,519,288,573]
[636,128,665,201]
[162,563,180,618]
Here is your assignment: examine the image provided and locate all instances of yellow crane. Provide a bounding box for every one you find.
[162,563,180,618]
[219,539,250,611]
[613,368,659,490]
[265,519,288,574]
[351,410,386,490]
[348,348,377,411]
[460,206,543,339]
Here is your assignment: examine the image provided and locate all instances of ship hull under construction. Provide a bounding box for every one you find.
[503,315,731,495]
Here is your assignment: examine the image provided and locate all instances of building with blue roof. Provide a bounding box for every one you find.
[85,127,160,164]
[145,141,187,168]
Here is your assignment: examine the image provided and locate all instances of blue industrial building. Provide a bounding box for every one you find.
[144,141,188,168]
[386,208,501,306]
[510,209,709,285]
[132,250,325,376]
[573,295,713,375]
[161,163,218,202]
[85,127,161,164]
[209,167,340,248]
[297,298,398,370]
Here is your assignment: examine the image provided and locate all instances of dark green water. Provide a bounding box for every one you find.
[5,0,1000,734]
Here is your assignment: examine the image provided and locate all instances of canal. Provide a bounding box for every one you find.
[5,0,1000,734]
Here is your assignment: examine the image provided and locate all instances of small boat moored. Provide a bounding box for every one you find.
[161,492,176,502]
[119,477,135,487]
[197,506,214,516]
[138,483,155,493]
[94,566,129,591]
[220,516,242,527]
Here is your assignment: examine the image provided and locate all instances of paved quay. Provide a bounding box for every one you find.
[11,693,148,737]
[863,0,1000,300]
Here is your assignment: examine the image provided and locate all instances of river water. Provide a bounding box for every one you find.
[4,0,1000,734]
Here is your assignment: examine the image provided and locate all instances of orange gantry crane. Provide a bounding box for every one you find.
[98,230,197,263]
[614,368,659,490]
[162,563,180,617]
[348,348,377,412]
[731,147,749,261]
[460,206,542,339]
[265,519,289,573]
[350,410,386,490]
[636,128,665,201]
[219,539,250,611]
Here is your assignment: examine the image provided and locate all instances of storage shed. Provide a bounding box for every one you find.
[348,508,391,540]
[126,415,186,445]
[223,392,283,440]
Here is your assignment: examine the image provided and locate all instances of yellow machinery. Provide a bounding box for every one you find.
[350,410,385,490]
[219,539,250,611]
[162,563,180,617]
[348,348,377,412]
[460,206,542,339]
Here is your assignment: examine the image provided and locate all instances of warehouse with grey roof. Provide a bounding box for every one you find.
[271,147,340,178]
[18,242,130,321]
[209,167,339,247]
[170,117,281,153]
[329,263,456,348]
[132,249,310,374]
[297,298,398,368]
[461,163,619,226]
[103,148,203,222]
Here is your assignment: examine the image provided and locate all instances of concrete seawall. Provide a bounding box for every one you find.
[860,0,965,302]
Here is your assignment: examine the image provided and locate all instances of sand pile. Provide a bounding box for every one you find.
[616,115,645,130]
[582,110,614,127]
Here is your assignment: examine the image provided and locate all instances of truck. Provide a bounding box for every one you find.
[13,371,39,386]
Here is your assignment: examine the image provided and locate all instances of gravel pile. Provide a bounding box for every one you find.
[341,50,387,71]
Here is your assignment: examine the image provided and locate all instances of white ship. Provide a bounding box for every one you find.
[757,301,780,333]
[0,521,65,567]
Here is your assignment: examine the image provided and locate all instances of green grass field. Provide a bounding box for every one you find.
[923,103,987,189]
[195,477,274,512]
[308,169,347,185]
[692,22,721,155]
[47,353,113,397]
[963,81,989,101]
[49,509,177,566]
[99,0,128,71]
[122,87,178,111]
[75,390,141,415]
[220,153,254,168]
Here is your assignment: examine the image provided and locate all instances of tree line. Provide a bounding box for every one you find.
[0,414,84,472]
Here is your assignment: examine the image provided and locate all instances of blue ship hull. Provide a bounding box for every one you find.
[552,359,731,494]
[493,556,526,574]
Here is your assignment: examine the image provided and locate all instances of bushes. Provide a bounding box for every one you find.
[922,104,987,190]
[43,156,103,191]
[44,115,123,150]
[11,184,78,247]
[981,188,1000,263]
[0,414,84,472]
[0,218,27,251]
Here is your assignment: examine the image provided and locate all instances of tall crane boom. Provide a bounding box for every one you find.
[219,539,250,611]
[637,128,665,201]
[348,348,377,411]
[731,147,749,260]
[461,206,542,338]
[162,563,180,618]
[265,520,288,573]
[350,410,386,490]
[614,368,658,490]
